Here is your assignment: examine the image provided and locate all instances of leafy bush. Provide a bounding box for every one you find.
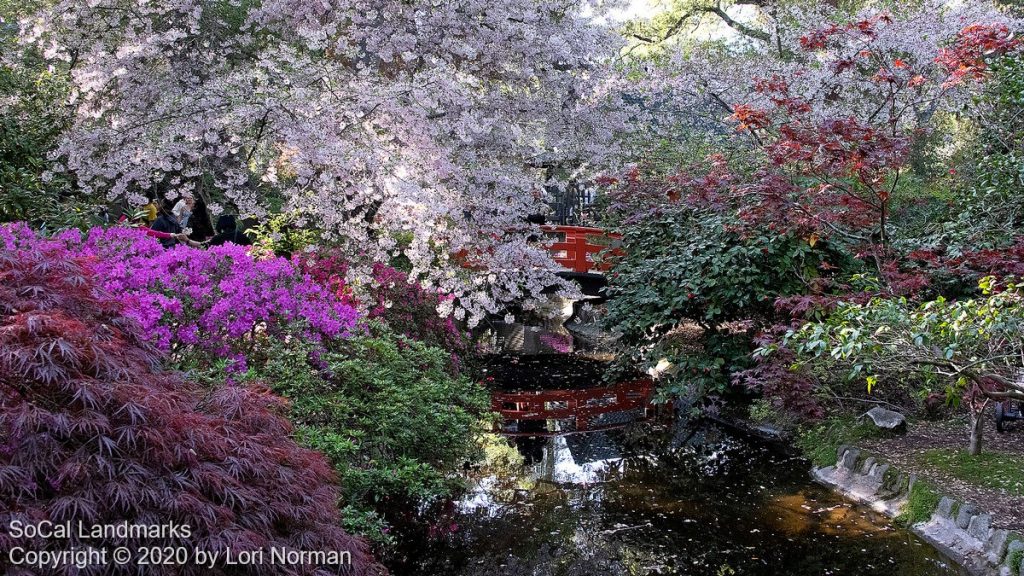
[782,277,1024,454]
[0,4,103,230]
[3,224,360,371]
[245,325,490,544]
[0,230,382,576]
[604,207,843,401]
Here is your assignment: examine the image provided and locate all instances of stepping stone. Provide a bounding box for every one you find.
[861,406,907,433]
[967,513,991,541]
[936,497,957,519]
[955,504,980,530]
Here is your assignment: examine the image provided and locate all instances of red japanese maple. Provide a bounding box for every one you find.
[0,237,384,575]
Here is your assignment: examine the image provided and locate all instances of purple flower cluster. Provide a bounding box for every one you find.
[2,223,360,370]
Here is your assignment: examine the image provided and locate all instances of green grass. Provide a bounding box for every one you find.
[796,416,884,467]
[896,480,941,527]
[919,449,1024,496]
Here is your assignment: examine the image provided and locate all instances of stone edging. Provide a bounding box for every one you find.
[812,445,1024,576]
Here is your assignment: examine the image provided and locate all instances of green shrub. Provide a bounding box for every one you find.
[247,323,491,543]
[604,208,849,403]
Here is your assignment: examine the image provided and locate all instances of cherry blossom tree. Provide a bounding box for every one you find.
[16,0,634,325]
[641,0,1020,132]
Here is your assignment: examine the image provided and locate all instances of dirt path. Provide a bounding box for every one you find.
[860,417,1024,530]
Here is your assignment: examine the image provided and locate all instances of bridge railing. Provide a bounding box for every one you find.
[492,378,654,435]
[452,225,623,274]
[541,225,623,274]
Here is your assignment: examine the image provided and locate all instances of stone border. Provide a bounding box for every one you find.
[812,445,1023,576]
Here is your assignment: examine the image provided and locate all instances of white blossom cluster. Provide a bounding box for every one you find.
[647,0,1020,131]
[18,0,637,326]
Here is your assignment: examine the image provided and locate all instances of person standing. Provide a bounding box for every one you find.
[207,214,253,247]
[172,196,195,229]
[151,199,189,248]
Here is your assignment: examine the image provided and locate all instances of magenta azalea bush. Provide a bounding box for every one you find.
[1,224,360,370]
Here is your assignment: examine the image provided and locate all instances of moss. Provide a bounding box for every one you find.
[919,449,1024,496]
[796,416,884,467]
[1010,548,1023,572]
[1009,535,1024,571]
[896,480,941,527]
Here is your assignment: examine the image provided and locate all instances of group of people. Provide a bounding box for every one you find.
[127,197,253,249]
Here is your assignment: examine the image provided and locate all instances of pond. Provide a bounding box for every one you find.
[400,356,965,576]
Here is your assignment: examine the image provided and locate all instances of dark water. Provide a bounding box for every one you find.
[403,356,964,576]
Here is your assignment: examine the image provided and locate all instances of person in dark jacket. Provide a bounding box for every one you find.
[208,214,252,247]
[150,200,186,248]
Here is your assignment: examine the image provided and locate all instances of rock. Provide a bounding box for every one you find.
[936,496,958,519]
[987,530,1010,565]
[872,463,889,478]
[956,504,980,530]
[841,447,860,471]
[968,513,991,541]
[861,456,876,475]
[861,406,907,433]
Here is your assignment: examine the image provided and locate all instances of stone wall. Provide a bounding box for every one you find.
[813,445,1023,576]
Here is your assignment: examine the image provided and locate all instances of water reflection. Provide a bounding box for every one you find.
[403,357,965,576]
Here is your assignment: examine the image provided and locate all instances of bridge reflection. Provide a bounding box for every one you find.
[491,378,656,437]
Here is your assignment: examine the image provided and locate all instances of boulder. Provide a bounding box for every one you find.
[861,406,907,433]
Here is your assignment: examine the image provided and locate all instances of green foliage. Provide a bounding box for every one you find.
[245,324,491,543]
[605,208,844,402]
[919,449,1024,496]
[0,5,101,229]
[607,209,832,338]
[897,480,941,527]
[249,211,322,256]
[795,416,882,467]
[785,278,1024,404]
[943,54,1024,248]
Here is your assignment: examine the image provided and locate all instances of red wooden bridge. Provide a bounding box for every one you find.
[541,225,622,274]
[454,225,622,276]
[492,378,656,436]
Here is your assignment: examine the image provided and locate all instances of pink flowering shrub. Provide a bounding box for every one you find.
[300,253,473,369]
[367,263,471,359]
[2,224,360,370]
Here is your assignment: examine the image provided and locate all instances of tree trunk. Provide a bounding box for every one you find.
[968,407,984,456]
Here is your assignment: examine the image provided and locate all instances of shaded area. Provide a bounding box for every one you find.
[400,356,965,576]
